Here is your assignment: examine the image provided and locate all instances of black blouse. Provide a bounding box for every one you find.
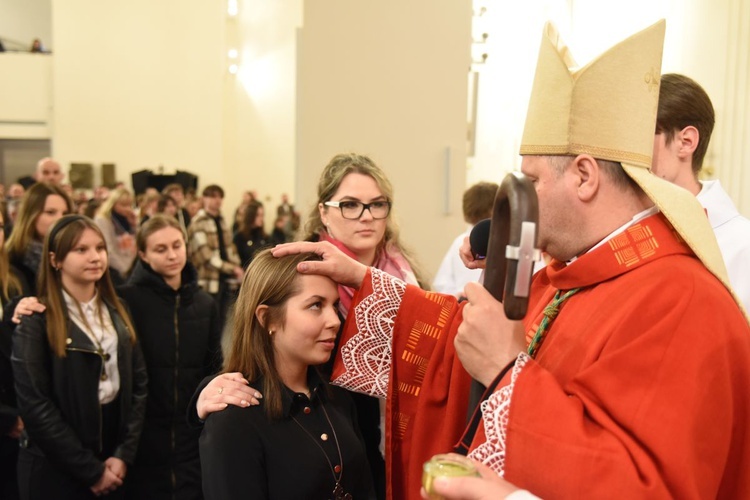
[200,373,375,500]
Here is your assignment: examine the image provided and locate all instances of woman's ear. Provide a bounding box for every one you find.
[138,251,148,264]
[49,252,59,270]
[318,203,327,226]
[255,304,269,329]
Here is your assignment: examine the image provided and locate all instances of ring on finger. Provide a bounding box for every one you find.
[218,387,224,394]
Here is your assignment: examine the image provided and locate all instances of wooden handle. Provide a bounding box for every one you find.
[484,172,540,320]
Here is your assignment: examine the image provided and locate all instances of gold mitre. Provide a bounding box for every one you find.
[520,20,746,319]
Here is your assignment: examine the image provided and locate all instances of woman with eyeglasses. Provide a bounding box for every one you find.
[191,153,426,499]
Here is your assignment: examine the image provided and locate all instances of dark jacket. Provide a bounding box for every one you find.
[11,302,148,488]
[118,260,222,500]
[200,371,375,500]
[232,229,285,269]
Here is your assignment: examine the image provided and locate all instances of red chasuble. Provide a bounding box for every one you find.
[331,213,750,499]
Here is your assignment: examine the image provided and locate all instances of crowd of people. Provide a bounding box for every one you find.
[1,18,749,500]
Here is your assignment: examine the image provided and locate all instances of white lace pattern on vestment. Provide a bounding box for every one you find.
[332,268,406,398]
[468,353,530,476]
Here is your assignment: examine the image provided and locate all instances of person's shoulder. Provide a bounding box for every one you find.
[14,311,47,335]
[204,403,266,431]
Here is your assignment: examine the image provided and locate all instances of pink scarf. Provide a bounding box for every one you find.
[318,231,419,318]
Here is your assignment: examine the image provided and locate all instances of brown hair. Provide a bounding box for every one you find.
[239,200,266,239]
[162,183,184,196]
[156,194,177,214]
[462,182,499,225]
[224,249,322,419]
[303,153,428,287]
[656,73,715,174]
[5,183,73,264]
[136,214,185,253]
[39,215,136,357]
[202,185,225,198]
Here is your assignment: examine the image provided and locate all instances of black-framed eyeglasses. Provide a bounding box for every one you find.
[324,200,392,220]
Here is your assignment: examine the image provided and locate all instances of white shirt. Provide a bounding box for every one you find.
[697,180,750,313]
[433,228,484,297]
[63,291,120,404]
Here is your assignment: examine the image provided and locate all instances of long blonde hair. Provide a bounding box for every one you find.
[303,153,428,287]
[96,187,133,220]
[224,249,322,419]
[39,215,136,357]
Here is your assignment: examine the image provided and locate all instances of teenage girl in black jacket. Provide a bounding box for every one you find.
[118,215,222,500]
[12,215,148,500]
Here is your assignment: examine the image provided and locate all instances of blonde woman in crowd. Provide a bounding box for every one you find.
[94,187,137,283]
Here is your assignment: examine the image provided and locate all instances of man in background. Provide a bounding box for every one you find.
[652,73,750,312]
[187,184,243,329]
[433,181,498,297]
[34,157,64,185]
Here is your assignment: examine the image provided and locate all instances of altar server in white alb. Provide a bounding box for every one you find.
[652,73,750,313]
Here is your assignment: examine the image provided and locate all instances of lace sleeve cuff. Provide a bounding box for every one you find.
[467,352,530,476]
[331,268,406,398]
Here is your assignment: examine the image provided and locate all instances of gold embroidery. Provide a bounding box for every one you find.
[397,381,420,397]
[610,223,659,267]
[424,291,451,327]
[401,351,429,385]
[394,412,410,440]
[644,67,660,92]
[406,321,441,351]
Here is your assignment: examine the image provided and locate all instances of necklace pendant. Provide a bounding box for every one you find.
[100,372,108,381]
[332,482,352,500]
[320,433,328,441]
[102,352,111,362]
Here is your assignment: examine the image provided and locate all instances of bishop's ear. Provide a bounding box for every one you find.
[572,154,600,202]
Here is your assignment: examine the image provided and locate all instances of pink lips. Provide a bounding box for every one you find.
[319,339,336,349]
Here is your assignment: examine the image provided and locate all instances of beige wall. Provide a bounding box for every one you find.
[222,0,302,217]
[297,0,472,280]
[52,0,225,198]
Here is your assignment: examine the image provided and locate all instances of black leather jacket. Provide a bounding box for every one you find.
[11,302,148,487]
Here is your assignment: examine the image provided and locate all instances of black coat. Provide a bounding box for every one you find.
[118,260,222,500]
[233,229,285,268]
[11,302,148,492]
[200,372,375,500]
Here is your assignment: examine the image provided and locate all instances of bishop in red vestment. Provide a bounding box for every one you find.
[273,19,750,500]
[329,211,750,499]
